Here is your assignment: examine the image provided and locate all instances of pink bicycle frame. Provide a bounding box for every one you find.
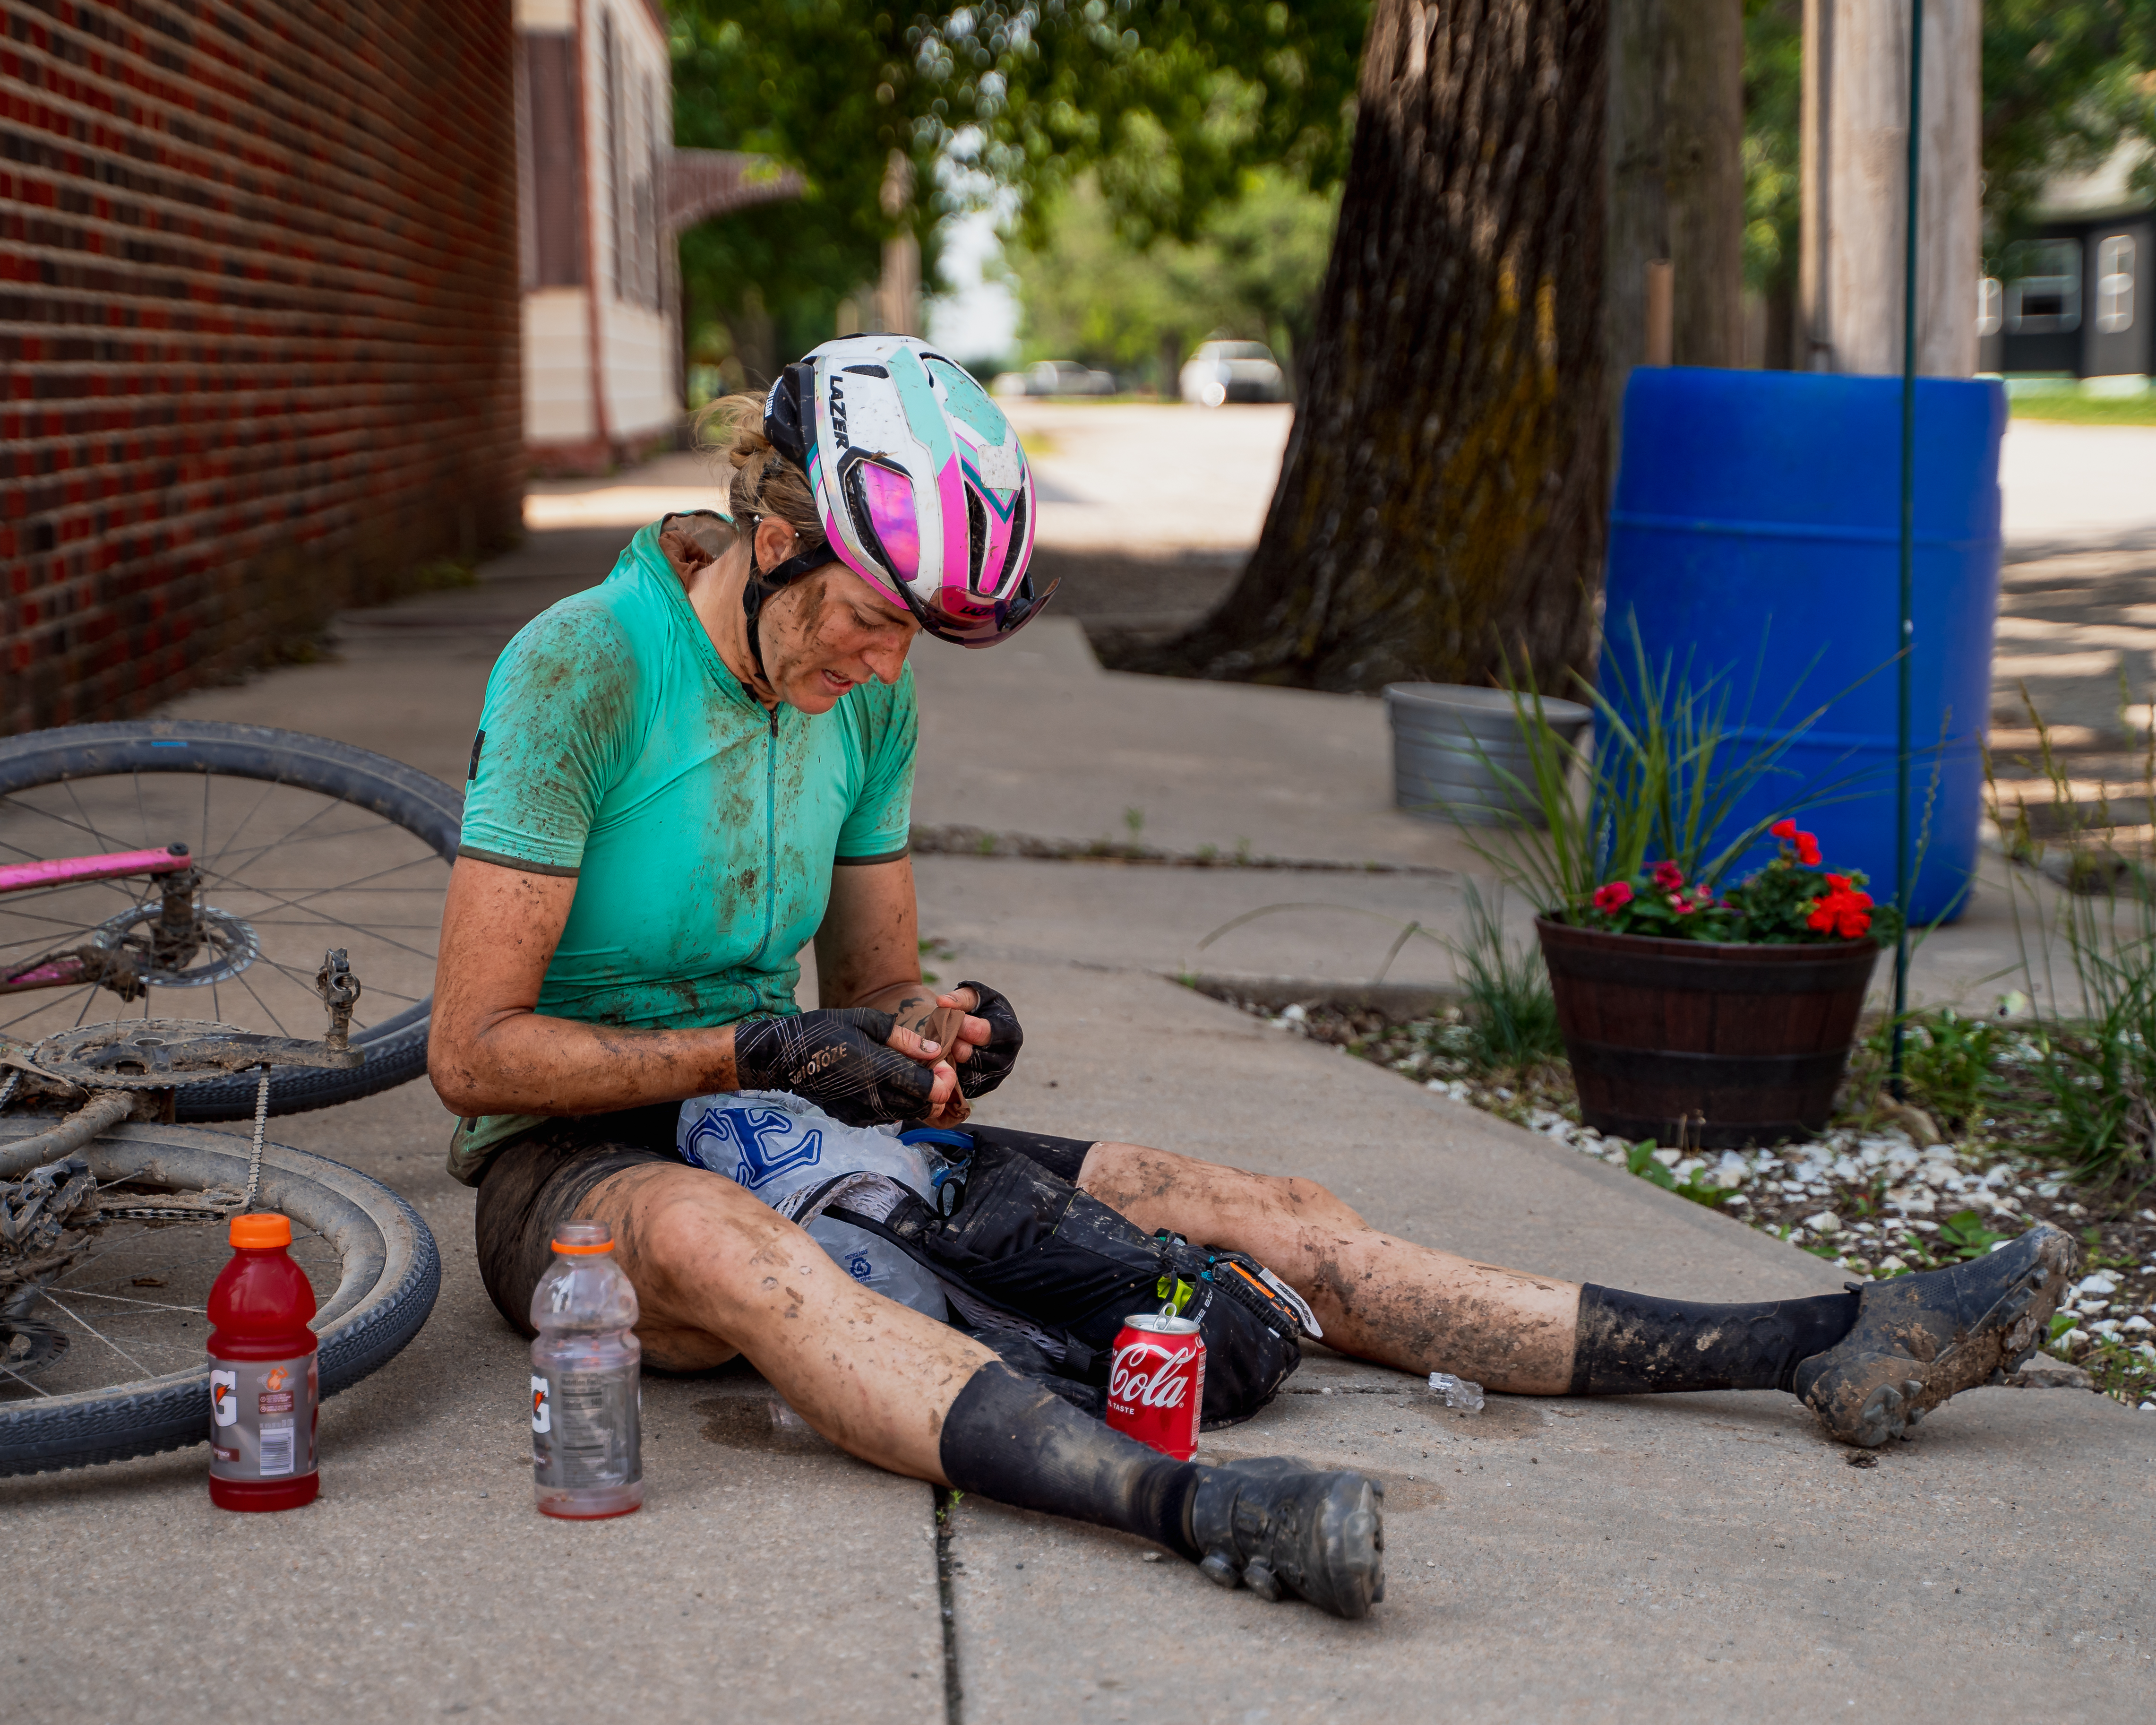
[0,844,193,992]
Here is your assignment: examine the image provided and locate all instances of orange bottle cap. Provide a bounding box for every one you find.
[229,1212,292,1249]
[551,1221,614,1255]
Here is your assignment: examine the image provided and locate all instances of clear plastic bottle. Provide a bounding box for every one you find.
[529,1220,643,1518]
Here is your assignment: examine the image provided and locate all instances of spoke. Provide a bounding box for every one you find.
[0,1361,55,1398]
[192,885,445,968]
[0,983,100,1035]
[199,773,284,881]
[196,850,446,911]
[41,1294,154,1378]
[70,984,101,1029]
[52,1289,210,1316]
[133,769,150,849]
[209,822,433,875]
[0,793,115,850]
[242,920,442,932]
[255,951,422,1007]
[0,868,158,908]
[202,791,347,883]
[194,862,446,957]
[232,962,292,1038]
[62,779,129,861]
[0,910,127,945]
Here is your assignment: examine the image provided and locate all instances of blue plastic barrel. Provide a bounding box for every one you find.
[1603,368,2006,926]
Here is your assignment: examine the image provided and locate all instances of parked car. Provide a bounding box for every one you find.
[1023,359,1119,397]
[1178,340,1287,405]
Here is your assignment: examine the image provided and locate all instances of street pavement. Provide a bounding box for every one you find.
[6,419,2152,1723]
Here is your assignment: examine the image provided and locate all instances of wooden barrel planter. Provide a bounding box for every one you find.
[1536,918,1881,1148]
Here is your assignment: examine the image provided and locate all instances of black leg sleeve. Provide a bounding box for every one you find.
[1569,1284,1861,1396]
[938,1361,1201,1559]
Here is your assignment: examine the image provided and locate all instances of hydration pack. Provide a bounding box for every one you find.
[772,1134,1315,1428]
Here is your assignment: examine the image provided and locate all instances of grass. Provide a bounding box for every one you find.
[2008,386,2156,427]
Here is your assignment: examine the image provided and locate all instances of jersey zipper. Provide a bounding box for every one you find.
[754,703,779,962]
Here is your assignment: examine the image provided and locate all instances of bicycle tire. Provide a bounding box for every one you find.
[0,720,461,1119]
[0,1119,441,1477]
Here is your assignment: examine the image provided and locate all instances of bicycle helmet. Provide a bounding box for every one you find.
[753,335,1051,649]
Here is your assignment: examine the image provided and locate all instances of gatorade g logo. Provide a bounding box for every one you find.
[531,1374,551,1435]
[210,1369,238,1427]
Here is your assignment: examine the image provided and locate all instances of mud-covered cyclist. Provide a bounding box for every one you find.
[429,340,2075,1621]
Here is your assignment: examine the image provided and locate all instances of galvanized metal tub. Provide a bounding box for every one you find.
[1382,683,1592,827]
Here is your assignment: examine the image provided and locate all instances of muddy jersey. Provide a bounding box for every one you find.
[448,518,917,1183]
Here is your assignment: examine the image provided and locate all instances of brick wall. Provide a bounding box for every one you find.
[0,0,523,734]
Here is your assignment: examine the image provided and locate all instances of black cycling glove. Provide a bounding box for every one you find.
[731,1009,937,1126]
[953,980,1023,1098]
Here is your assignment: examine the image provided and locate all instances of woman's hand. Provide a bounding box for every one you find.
[732,1007,955,1127]
[943,981,1021,1097]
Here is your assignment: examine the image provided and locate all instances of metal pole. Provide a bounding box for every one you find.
[1891,0,1923,1098]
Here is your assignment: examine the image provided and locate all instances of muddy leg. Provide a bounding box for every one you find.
[576,1163,991,1479]
[1075,1142,1582,1393]
[571,1164,1385,1614]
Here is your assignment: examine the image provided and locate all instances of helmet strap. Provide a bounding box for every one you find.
[741,514,832,681]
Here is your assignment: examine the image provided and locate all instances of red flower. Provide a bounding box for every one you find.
[1670,894,1695,915]
[1649,860,1684,890]
[1771,819,1798,840]
[1806,877,1874,940]
[1795,831,1822,867]
[1592,880,1634,914]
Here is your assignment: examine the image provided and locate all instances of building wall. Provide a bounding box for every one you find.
[0,0,524,734]
[517,0,677,465]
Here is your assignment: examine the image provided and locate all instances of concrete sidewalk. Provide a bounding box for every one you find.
[6,517,2148,1723]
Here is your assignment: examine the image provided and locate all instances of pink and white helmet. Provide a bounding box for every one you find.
[761,335,1050,647]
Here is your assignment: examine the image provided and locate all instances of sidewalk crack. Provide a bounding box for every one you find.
[935,1485,963,1725]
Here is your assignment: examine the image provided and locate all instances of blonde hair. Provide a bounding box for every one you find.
[692,392,824,550]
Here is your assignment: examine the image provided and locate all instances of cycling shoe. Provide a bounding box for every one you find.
[1188,1456,1385,1619]
[1792,1222,2079,1448]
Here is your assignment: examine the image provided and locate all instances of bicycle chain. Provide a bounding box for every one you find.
[242,1063,271,1213]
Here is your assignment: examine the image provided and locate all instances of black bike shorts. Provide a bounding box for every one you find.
[472,1111,1097,1335]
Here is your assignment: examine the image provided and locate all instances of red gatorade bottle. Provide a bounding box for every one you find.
[206,1212,320,1511]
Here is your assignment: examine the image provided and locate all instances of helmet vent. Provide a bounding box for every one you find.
[964,483,989,588]
[994,490,1028,592]
[843,364,890,378]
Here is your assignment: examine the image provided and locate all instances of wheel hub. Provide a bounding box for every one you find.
[91,903,257,988]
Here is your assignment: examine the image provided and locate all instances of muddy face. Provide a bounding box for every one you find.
[757,568,917,716]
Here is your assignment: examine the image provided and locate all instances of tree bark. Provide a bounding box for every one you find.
[1606,0,1745,386]
[1114,0,1609,695]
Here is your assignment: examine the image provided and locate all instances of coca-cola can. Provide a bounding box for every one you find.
[1107,1311,1205,1460]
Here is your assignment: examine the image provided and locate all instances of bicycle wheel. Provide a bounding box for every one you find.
[0,721,460,1118]
[0,1118,440,1476]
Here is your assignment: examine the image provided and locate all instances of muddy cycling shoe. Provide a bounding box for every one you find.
[1792,1222,2079,1448]
[1188,1457,1385,1619]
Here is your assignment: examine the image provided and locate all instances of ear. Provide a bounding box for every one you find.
[754,515,799,571]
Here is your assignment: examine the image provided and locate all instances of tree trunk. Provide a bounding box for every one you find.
[1116,0,1609,695]
[1606,0,1745,388]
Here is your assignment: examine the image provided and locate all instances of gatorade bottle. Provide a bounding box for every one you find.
[529,1220,643,1518]
[206,1212,320,1511]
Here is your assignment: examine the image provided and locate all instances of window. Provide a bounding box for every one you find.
[1976,276,2001,338]
[2096,235,2136,335]
[522,34,584,288]
[2004,239,2081,334]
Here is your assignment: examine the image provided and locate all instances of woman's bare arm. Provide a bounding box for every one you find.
[429,856,957,1121]
[428,856,755,1116]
